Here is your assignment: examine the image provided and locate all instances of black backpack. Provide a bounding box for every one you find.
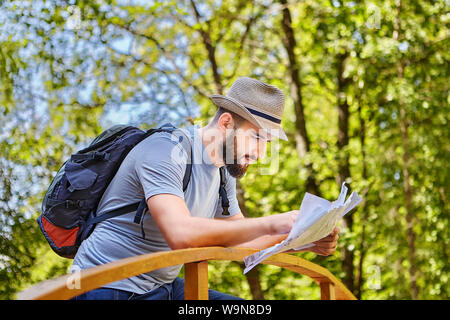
[37,123,230,258]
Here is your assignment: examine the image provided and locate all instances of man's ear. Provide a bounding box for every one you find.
[217,112,235,132]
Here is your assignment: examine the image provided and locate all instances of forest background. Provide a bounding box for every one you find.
[0,0,448,300]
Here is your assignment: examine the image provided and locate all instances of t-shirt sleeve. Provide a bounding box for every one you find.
[134,133,188,201]
[214,169,241,218]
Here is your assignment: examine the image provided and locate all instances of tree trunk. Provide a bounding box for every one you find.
[243,265,265,300]
[399,104,418,300]
[189,0,223,95]
[279,0,320,196]
[335,50,354,293]
[355,96,368,299]
[393,0,418,300]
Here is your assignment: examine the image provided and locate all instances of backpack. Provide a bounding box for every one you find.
[37,123,199,258]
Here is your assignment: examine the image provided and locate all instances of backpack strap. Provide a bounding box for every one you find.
[87,201,142,225]
[219,166,230,216]
[70,151,111,161]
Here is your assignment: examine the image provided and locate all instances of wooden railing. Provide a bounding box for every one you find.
[17,247,356,300]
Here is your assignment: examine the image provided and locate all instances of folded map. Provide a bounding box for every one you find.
[243,183,363,274]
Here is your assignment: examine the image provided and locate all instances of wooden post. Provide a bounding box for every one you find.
[320,282,336,300]
[184,260,209,300]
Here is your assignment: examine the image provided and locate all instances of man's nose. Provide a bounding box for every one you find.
[247,148,263,164]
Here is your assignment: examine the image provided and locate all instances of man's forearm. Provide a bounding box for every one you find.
[233,233,288,250]
[147,194,297,250]
[174,216,274,249]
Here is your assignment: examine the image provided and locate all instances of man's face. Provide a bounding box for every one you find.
[222,121,271,179]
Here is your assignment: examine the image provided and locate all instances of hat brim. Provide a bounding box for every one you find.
[209,94,288,141]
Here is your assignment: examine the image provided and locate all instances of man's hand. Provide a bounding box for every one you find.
[265,210,298,235]
[308,227,340,256]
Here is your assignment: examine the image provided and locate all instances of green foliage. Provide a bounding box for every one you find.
[0,0,448,300]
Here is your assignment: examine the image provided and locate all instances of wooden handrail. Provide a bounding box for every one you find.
[17,247,356,300]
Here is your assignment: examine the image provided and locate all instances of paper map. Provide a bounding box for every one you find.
[243,183,363,274]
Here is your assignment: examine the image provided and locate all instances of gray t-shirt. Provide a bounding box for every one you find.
[72,125,240,294]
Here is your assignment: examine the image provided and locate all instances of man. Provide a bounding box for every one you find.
[72,77,339,300]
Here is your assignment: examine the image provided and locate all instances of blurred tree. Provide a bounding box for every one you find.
[0,0,448,300]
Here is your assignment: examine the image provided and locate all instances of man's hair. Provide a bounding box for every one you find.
[211,107,246,127]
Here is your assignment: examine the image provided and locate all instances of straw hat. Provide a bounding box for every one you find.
[209,77,288,140]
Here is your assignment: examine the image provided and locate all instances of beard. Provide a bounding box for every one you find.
[221,133,249,179]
